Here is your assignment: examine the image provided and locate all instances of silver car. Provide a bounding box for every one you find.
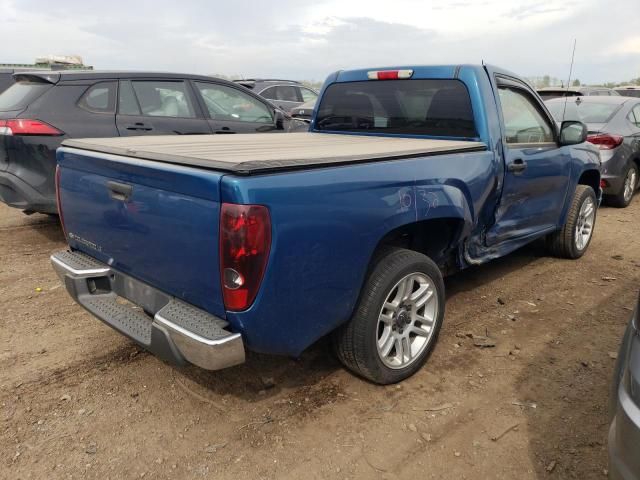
[614,86,640,99]
[233,79,318,112]
[546,96,640,207]
[538,86,620,100]
[609,294,640,480]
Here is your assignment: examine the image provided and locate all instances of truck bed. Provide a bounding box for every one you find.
[62,132,486,175]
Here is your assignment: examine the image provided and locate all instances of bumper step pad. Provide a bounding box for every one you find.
[83,296,153,345]
[155,299,230,341]
[50,250,245,370]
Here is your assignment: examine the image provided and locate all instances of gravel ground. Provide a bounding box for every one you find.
[1,199,638,480]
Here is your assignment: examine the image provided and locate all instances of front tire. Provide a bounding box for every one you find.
[546,185,597,259]
[607,163,638,208]
[333,248,445,384]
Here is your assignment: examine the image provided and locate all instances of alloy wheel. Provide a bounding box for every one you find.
[376,272,439,369]
[623,168,637,203]
[575,196,595,251]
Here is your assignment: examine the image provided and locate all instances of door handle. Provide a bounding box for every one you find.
[215,126,235,134]
[124,122,152,131]
[508,159,527,173]
[106,181,133,201]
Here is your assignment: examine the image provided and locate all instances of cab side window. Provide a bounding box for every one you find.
[261,86,277,100]
[262,85,298,102]
[78,82,116,113]
[278,86,299,102]
[118,80,141,115]
[195,82,273,123]
[300,87,318,103]
[498,87,555,144]
[629,105,640,128]
[131,81,196,118]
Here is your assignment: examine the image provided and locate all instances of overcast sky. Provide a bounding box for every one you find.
[1,0,638,84]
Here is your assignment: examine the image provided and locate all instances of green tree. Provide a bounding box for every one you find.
[572,79,581,87]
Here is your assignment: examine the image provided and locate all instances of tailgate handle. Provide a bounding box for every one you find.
[106,181,133,201]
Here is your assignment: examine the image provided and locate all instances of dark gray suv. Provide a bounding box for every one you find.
[0,71,294,214]
[234,79,318,112]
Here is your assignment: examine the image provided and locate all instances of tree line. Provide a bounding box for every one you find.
[526,75,640,89]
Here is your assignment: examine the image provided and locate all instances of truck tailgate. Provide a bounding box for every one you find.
[57,148,226,318]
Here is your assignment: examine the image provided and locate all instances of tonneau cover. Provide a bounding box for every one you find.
[62,132,486,175]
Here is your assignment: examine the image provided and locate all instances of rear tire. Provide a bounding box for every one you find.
[546,185,597,259]
[606,163,638,208]
[333,248,445,384]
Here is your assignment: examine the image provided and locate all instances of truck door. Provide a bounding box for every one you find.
[486,75,571,246]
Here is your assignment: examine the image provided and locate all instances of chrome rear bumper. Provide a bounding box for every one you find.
[51,250,245,370]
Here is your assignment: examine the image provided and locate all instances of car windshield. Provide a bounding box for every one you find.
[315,79,478,138]
[546,99,622,124]
[0,80,52,112]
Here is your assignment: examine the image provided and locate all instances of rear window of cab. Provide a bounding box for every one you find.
[315,79,478,138]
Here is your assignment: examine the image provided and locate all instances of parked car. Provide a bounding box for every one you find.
[51,64,600,384]
[0,70,294,214]
[608,293,640,480]
[290,100,316,122]
[545,96,640,207]
[614,86,640,98]
[234,79,318,112]
[537,86,620,100]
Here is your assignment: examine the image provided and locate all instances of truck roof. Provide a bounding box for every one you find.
[62,133,486,175]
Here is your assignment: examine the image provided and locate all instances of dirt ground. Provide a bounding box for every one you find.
[1,199,638,480]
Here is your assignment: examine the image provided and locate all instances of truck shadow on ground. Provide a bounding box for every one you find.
[513,281,633,479]
[445,241,548,300]
[173,337,342,403]
[173,243,550,402]
[34,219,66,244]
[0,212,66,244]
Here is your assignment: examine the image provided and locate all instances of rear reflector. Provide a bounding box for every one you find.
[55,165,67,240]
[0,119,63,136]
[219,203,271,311]
[367,69,413,80]
[586,133,623,150]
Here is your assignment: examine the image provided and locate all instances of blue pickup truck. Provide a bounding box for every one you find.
[51,65,601,384]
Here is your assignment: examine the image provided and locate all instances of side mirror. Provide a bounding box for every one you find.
[274,109,286,130]
[559,120,587,146]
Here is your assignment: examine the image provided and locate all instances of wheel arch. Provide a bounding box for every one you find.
[577,168,601,196]
[366,217,468,278]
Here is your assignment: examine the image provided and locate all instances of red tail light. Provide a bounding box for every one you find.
[0,119,63,136]
[55,165,67,240]
[219,203,271,311]
[586,133,623,150]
